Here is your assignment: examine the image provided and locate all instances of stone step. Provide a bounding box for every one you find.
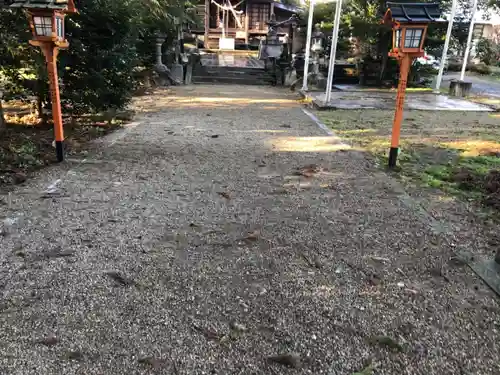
[192,76,270,85]
[192,63,273,85]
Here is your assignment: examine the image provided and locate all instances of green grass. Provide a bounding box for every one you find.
[317,109,500,207]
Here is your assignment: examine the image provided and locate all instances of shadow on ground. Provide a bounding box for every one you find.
[0,85,499,375]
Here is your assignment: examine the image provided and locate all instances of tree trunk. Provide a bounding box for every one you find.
[378,32,391,85]
[0,91,5,133]
[36,79,48,126]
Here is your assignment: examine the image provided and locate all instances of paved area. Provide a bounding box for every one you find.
[442,73,500,98]
[1,85,499,375]
[308,90,493,111]
[200,53,265,69]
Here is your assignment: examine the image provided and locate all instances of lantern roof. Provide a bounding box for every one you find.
[9,0,76,12]
[385,2,442,23]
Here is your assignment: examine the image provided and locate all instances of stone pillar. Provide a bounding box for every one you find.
[155,37,163,66]
[244,1,250,45]
[205,0,210,49]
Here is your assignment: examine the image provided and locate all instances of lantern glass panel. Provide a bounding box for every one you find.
[56,16,64,38]
[404,28,423,48]
[33,16,53,37]
[395,28,401,49]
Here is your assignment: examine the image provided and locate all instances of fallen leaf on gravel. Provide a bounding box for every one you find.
[448,256,467,267]
[245,231,259,241]
[35,249,75,260]
[217,192,231,200]
[37,335,59,346]
[105,271,136,287]
[293,164,325,178]
[138,357,164,370]
[13,172,26,184]
[369,256,390,263]
[368,335,403,352]
[229,321,247,332]
[193,324,222,341]
[353,364,374,375]
[367,273,382,286]
[268,352,301,368]
[413,342,427,357]
[299,252,322,269]
[65,350,84,361]
[429,267,450,282]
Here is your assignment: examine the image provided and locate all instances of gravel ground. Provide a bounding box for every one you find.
[0,85,499,375]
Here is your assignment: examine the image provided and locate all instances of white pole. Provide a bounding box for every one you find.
[325,0,342,103]
[434,0,457,92]
[460,0,478,81]
[302,0,315,91]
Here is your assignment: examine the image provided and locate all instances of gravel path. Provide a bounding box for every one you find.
[1,85,499,375]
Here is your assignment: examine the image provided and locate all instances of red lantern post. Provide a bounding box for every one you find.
[383,2,442,168]
[10,0,77,162]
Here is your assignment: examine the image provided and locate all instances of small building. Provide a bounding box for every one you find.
[192,0,299,49]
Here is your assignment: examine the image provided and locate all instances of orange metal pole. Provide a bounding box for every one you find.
[388,53,411,168]
[42,43,65,162]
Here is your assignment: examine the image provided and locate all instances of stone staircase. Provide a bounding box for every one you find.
[192,52,271,85]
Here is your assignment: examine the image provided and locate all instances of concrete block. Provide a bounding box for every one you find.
[449,80,472,97]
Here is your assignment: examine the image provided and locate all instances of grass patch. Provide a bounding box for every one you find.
[317,109,500,209]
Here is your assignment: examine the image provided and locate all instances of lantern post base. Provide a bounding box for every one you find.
[449,80,472,97]
[388,147,399,168]
[55,141,64,162]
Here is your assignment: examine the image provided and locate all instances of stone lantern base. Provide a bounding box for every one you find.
[449,80,472,97]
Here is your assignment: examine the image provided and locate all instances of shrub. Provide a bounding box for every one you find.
[476,38,500,66]
[447,61,462,71]
[469,62,492,75]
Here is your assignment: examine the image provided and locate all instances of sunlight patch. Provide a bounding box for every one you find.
[270,136,351,152]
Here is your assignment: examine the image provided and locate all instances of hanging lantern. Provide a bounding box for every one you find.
[10,0,76,48]
[381,2,444,169]
[383,2,441,58]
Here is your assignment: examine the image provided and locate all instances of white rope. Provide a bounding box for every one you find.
[211,0,244,13]
[212,0,244,29]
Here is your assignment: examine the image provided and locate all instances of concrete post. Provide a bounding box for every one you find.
[460,0,478,81]
[434,0,456,93]
[301,0,315,91]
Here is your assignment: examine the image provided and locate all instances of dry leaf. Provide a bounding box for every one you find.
[217,192,231,200]
[245,230,259,241]
[37,335,59,346]
[138,357,164,370]
[268,352,302,368]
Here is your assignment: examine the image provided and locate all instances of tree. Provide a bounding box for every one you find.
[0,0,193,118]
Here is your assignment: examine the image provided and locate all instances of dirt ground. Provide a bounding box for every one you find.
[0,102,123,187]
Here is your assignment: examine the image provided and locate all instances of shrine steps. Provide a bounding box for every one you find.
[193,65,270,85]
